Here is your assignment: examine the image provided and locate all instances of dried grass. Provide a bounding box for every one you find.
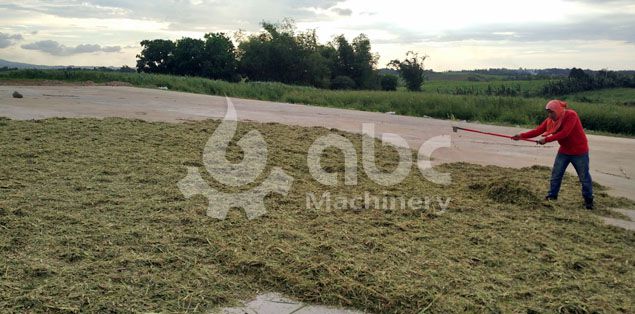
[0,117,633,313]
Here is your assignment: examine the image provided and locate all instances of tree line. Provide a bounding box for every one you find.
[136,21,426,91]
[541,68,635,96]
[444,68,635,98]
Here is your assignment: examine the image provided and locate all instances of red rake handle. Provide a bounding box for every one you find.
[453,126,538,143]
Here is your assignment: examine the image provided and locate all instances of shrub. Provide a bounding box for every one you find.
[330,75,356,90]
[380,74,398,91]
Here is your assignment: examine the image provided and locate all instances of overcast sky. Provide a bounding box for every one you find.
[1,0,634,70]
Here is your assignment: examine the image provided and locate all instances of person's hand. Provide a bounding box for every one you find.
[537,138,546,145]
[511,134,521,141]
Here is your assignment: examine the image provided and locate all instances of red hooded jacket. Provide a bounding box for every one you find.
[520,110,589,155]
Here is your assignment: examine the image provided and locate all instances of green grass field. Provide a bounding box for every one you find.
[425,71,507,81]
[2,69,634,135]
[565,88,635,105]
[424,79,549,96]
[1,117,633,312]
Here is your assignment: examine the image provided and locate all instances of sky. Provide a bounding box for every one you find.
[0,0,634,71]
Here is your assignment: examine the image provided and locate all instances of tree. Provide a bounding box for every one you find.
[136,39,175,74]
[568,68,589,81]
[237,32,272,82]
[389,51,427,91]
[331,75,356,90]
[237,21,298,83]
[351,34,378,89]
[332,35,355,80]
[303,50,332,88]
[201,32,238,81]
[134,20,384,90]
[237,21,331,87]
[380,74,398,91]
[172,37,205,76]
[118,65,135,73]
[329,34,379,89]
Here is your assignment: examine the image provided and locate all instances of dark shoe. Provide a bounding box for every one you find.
[545,195,558,201]
[584,197,594,210]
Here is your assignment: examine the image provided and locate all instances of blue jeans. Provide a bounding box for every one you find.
[548,153,593,199]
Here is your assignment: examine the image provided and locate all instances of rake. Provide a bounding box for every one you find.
[452,126,538,143]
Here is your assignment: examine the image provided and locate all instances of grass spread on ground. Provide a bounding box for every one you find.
[0,117,633,313]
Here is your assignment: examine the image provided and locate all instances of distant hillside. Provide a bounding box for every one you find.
[0,58,111,70]
[377,67,635,81]
[0,59,56,69]
[377,68,399,76]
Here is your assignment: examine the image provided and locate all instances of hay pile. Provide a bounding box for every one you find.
[468,177,541,205]
[0,118,633,313]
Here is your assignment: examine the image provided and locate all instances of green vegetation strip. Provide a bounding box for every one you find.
[2,69,634,135]
[1,117,633,312]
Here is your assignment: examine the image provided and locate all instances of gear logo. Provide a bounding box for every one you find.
[177,97,293,220]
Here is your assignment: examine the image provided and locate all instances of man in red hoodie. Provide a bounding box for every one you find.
[512,100,594,209]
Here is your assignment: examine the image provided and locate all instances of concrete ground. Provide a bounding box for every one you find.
[601,208,635,231]
[2,85,633,312]
[213,293,364,314]
[2,85,633,200]
[2,86,633,222]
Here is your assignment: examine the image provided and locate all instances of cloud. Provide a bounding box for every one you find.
[1,0,634,69]
[292,0,344,9]
[331,7,352,16]
[21,40,121,56]
[101,45,122,52]
[563,0,633,4]
[0,32,23,48]
[0,1,128,19]
[0,0,347,31]
[361,11,635,45]
[427,14,635,43]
